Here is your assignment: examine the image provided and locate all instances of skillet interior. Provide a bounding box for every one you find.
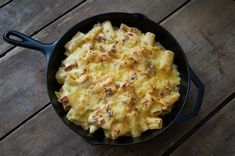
[47,13,190,145]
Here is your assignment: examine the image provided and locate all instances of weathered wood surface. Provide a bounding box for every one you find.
[0,0,11,7]
[158,0,235,153]
[0,0,83,55]
[172,99,235,156]
[157,0,235,153]
[0,105,164,156]
[1,0,235,155]
[0,0,83,138]
[0,0,187,139]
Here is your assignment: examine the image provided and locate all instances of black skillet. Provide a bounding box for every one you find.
[3,12,204,145]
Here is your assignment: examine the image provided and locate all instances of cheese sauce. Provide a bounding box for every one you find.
[55,21,180,140]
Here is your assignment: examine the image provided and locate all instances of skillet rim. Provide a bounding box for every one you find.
[46,12,191,145]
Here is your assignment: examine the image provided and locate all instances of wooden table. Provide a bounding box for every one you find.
[0,0,234,155]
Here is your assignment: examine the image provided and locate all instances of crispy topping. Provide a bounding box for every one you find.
[60,96,71,110]
[115,84,120,89]
[56,21,180,140]
[96,35,106,42]
[64,64,77,71]
[105,88,113,95]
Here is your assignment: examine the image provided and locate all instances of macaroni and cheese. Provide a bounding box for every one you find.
[55,21,180,140]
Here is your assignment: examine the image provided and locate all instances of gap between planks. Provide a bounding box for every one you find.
[0,103,51,141]
[1,0,233,152]
[0,0,87,58]
[162,91,235,155]
[0,0,12,9]
[0,0,191,141]
[0,0,189,58]
[0,0,218,146]
[158,0,191,24]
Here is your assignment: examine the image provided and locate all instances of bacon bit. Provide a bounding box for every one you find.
[165,86,171,91]
[142,100,151,108]
[110,49,116,54]
[64,64,77,71]
[120,24,141,34]
[123,57,136,66]
[127,32,134,36]
[128,58,135,65]
[98,57,104,62]
[121,82,130,88]
[121,34,130,43]
[121,38,125,43]
[90,44,95,50]
[109,45,116,53]
[106,106,113,117]
[60,96,69,104]
[160,92,164,96]
[100,45,105,52]
[105,88,113,95]
[122,83,126,88]
[60,96,70,110]
[164,83,171,91]
[115,84,120,89]
[80,68,87,75]
[96,35,106,42]
[130,73,137,80]
[91,113,107,125]
[147,61,153,69]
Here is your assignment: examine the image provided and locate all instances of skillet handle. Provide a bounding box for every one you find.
[174,68,204,123]
[3,30,55,60]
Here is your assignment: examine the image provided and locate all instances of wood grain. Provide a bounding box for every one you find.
[0,0,83,55]
[172,99,235,156]
[0,105,167,156]
[159,0,235,153]
[1,0,235,155]
[0,0,187,139]
[0,0,11,7]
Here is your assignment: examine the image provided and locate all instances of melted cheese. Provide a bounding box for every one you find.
[55,21,180,140]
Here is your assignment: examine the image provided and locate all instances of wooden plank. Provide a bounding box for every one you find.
[0,105,169,156]
[0,0,11,7]
[172,99,235,155]
[1,0,235,155]
[0,0,83,55]
[158,0,235,153]
[0,0,188,139]
[2,99,234,155]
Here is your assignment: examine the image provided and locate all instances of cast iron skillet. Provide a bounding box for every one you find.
[3,12,204,145]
